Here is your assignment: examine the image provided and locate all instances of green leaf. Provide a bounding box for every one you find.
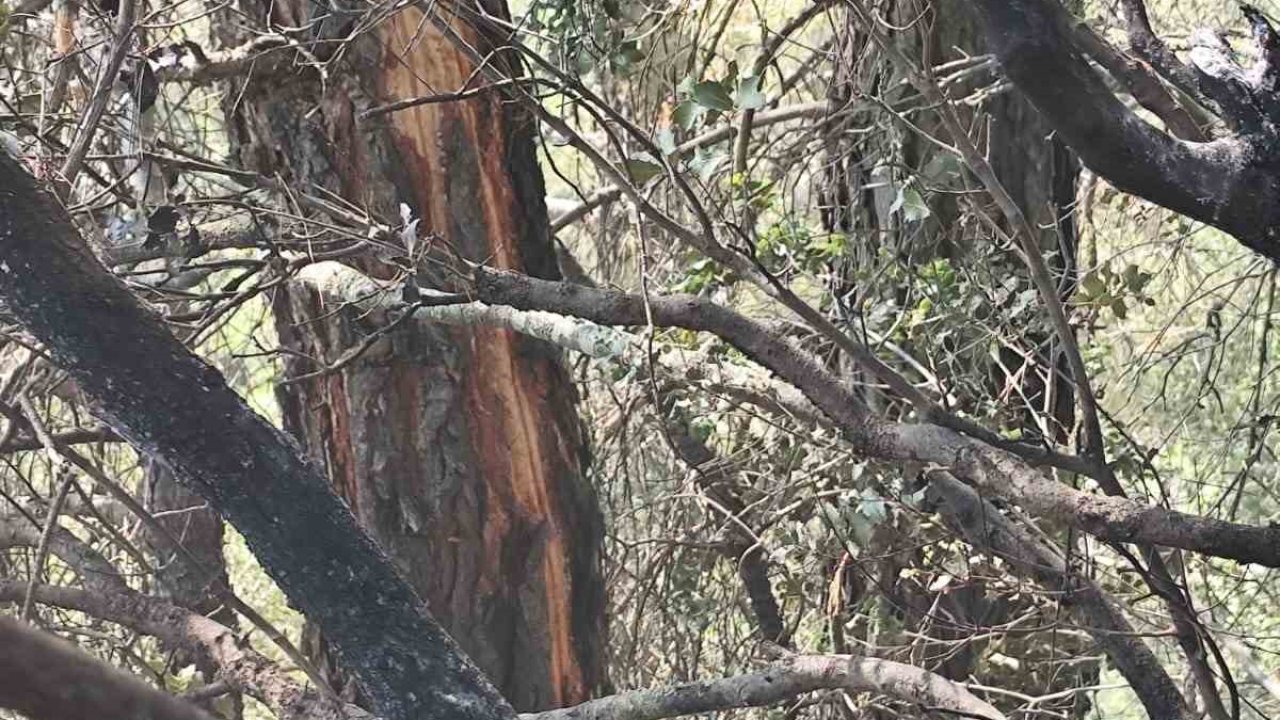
[857,490,887,524]
[1079,272,1106,301]
[655,128,677,156]
[735,75,766,110]
[690,418,714,442]
[890,186,931,222]
[612,41,644,73]
[692,80,734,111]
[575,51,598,78]
[1123,263,1152,292]
[849,512,875,545]
[623,158,663,185]
[921,153,962,184]
[673,100,703,131]
[688,147,727,183]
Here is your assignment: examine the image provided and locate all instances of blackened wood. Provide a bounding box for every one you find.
[0,152,514,720]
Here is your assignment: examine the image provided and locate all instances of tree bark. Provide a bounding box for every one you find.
[0,151,515,720]
[964,0,1280,259]
[222,0,606,710]
[0,617,216,720]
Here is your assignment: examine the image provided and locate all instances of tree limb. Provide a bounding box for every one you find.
[0,616,216,720]
[966,0,1280,258]
[521,654,1006,720]
[472,268,1280,567]
[0,514,130,595]
[0,141,511,720]
[471,265,1194,716]
[0,580,368,720]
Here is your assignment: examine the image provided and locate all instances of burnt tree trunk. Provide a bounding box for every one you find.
[0,150,515,720]
[222,2,606,711]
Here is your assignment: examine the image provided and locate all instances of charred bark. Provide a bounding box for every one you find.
[0,151,515,720]
[966,0,1280,259]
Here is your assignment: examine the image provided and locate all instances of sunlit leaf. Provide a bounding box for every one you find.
[692,80,734,111]
[736,75,766,110]
[673,100,703,131]
[891,186,931,221]
[623,158,663,185]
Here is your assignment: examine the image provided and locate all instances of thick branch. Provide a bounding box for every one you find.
[0,148,511,720]
[1066,17,1205,140]
[1116,0,1206,99]
[153,34,292,85]
[0,616,215,720]
[879,423,1280,567]
[99,216,272,267]
[968,0,1280,257]
[521,655,1005,720]
[295,261,629,358]
[0,515,129,595]
[1243,4,1280,93]
[472,268,1198,718]
[923,472,1191,719]
[0,580,365,720]
[0,427,119,453]
[473,269,1280,567]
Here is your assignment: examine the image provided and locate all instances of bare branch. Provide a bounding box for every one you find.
[0,514,129,595]
[0,580,368,720]
[59,0,136,186]
[153,34,292,85]
[521,655,1005,720]
[0,616,216,720]
[473,268,1280,568]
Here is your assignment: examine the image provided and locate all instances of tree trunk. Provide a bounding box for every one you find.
[223,2,606,711]
[825,0,1077,436]
[0,150,516,720]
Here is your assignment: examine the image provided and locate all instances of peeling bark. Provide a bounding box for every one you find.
[222,1,606,709]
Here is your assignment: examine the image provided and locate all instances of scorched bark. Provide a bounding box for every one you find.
[0,153,512,720]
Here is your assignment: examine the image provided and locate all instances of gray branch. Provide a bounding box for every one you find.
[522,655,1005,720]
